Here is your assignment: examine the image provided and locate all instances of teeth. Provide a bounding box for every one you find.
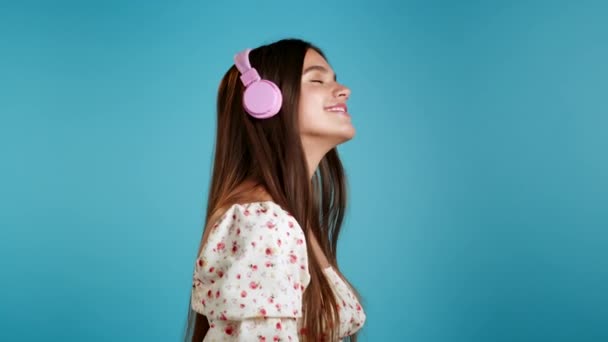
[326,107,345,112]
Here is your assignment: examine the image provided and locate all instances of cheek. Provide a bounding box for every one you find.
[299,98,321,132]
[298,87,331,135]
[299,90,324,118]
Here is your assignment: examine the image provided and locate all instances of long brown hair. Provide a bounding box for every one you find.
[183,38,363,342]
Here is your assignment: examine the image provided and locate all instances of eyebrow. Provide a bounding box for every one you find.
[303,65,337,81]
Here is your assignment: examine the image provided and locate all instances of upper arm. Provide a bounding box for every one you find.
[191,202,310,320]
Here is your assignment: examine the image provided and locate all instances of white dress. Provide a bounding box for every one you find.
[191,201,366,341]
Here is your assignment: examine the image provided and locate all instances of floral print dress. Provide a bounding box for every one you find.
[191,201,366,341]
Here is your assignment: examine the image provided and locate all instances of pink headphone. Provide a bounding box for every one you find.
[234,48,283,119]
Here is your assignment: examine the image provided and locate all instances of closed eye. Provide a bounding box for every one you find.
[311,80,324,84]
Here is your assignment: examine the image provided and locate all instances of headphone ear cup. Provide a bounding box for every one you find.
[243,80,283,119]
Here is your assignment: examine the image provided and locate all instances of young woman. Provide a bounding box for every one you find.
[184,38,366,341]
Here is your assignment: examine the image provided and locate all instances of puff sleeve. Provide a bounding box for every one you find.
[191,202,310,341]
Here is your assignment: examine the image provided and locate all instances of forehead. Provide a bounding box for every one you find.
[303,49,330,69]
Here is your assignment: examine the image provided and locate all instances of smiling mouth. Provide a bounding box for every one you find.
[324,104,348,113]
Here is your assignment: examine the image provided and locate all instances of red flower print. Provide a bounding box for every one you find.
[266,221,275,229]
[225,326,234,335]
[219,312,227,321]
[217,270,224,278]
[296,238,303,245]
[207,290,213,298]
[197,259,203,266]
[276,321,282,330]
[236,274,241,279]
[277,239,282,246]
[250,281,259,290]
[236,228,241,235]
[265,261,274,268]
[244,209,250,216]
[289,254,297,264]
[231,241,239,254]
[209,266,215,273]
[288,221,294,228]
[259,308,267,316]
[258,336,266,342]
[273,336,280,342]
[215,290,220,298]
[249,264,258,271]
[240,303,245,309]
[265,247,274,256]
[275,303,282,312]
[217,242,225,251]
[240,290,247,298]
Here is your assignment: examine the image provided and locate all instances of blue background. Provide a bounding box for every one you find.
[1,0,607,341]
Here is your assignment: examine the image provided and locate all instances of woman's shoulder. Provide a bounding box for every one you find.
[215,200,293,223]
[207,200,302,242]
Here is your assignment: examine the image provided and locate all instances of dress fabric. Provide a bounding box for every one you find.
[191,201,365,341]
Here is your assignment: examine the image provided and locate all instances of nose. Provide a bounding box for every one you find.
[334,83,351,100]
